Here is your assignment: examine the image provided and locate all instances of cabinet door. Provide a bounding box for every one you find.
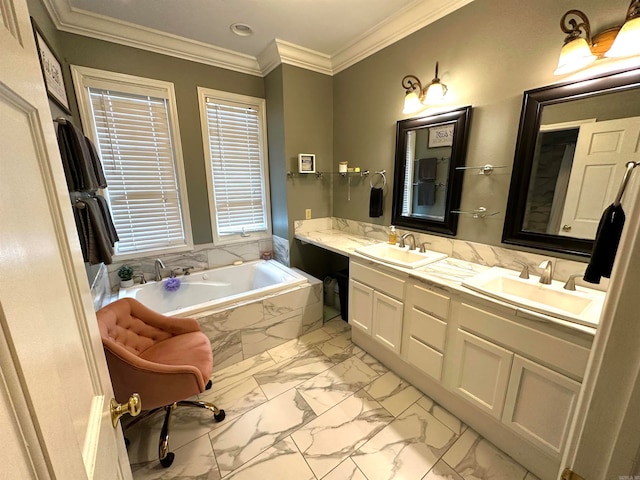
[372,291,403,354]
[451,330,513,418]
[502,355,580,457]
[349,279,373,334]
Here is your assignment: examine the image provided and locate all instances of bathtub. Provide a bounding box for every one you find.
[119,259,308,317]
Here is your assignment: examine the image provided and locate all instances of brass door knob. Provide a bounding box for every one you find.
[562,225,572,232]
[110,393,142,428]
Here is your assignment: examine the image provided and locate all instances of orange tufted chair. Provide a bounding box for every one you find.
[96,297,224,468]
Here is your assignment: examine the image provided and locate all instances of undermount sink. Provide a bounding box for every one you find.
[354,242,448,269]
[462,267,605,327]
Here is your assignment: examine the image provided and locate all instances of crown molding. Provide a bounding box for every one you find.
[40,0,263,76]
[41,0,474,78]
[331,0,475,74]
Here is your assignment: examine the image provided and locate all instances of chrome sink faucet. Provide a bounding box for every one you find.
[538,260,553,285]
[399,233,416,250]
[154,259,166,282]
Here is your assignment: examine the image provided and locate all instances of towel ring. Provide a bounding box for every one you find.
[370,170,387,189]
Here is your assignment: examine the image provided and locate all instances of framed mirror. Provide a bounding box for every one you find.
[391,105,472,236]
[503,68,640,256]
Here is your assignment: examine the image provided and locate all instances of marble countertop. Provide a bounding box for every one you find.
[295,228,597,336]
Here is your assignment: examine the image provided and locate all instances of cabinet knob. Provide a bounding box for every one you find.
[562,225,572,232]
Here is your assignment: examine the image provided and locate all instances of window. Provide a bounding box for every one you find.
[71,66,192,258]
[198,87,271,244]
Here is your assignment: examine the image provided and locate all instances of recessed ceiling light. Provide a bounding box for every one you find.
[230,23,253,37]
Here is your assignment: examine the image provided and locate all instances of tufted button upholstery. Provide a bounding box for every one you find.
[96,298,213,410]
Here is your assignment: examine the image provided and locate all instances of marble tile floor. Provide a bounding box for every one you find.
[126,318,540,480]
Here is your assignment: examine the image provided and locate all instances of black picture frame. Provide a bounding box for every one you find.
[502,67,640,256]
[391,106,472,236]
[31,17,71,114]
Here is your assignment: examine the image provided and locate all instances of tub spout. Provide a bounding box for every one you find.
[154,259,166,282]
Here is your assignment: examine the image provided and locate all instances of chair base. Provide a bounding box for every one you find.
[158,400,225,468]
[123,398,225,468]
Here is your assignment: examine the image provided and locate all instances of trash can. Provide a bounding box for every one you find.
[335,269,349,321]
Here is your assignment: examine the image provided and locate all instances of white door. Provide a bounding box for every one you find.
[348,279,373,334]
[559,117,640,238]
[451,329,513,419]
[0,0,133,478]
[371,290,403,353]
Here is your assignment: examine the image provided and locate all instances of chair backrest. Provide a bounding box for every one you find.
[96,298,210,409]
[97,297,172,357]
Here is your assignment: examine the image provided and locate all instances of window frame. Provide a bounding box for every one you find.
[71,65,193,260]
[197,87,272,245]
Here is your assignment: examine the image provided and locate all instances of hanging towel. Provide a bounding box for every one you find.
[417,180,436,206]
[74,197,115,265]
[369,187,384,217]
[55,120,100,191]
[95,195,119,245]
[417,157,437,181]
[584,203,625,284]
[85,137,108,189]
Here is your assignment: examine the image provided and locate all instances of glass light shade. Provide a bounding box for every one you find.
[554,37,597,75]
[424,82,447,104]
[402,91,422,114]
[605,17,640,58]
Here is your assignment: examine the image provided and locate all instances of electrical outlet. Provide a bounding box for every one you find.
[305,209,312,220]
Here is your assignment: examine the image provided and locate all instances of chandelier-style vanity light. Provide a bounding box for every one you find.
[555,0,640,75]
[401,62,448,114]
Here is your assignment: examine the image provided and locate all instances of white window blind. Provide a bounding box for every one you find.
[89,87,187,254]
[402,131,416,216]
[204,98,268,236]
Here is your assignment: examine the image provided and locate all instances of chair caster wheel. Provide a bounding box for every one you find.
[205,380,212,390]
[160,452,175,468]
[214,409,225,422]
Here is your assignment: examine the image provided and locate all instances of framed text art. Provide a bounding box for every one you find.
[298,154,316,174]
[31,18,71,113]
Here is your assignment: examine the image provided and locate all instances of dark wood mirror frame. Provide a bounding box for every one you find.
[391,106,472,236]
[503,68,640,257]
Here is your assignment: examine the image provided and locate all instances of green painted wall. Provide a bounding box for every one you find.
[333,0,632,250]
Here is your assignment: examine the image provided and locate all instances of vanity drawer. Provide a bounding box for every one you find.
[459,302,590,380]
[408,308,446,352]
[411,283,450,319]
[407,337,443,381]
[350,261,405,300]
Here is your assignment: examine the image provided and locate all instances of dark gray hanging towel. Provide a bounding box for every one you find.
[369,187,383,217]
[85,137,108,189]
[584,203,625,284]
[95,195,119,245]
[55,120,100,191]
[74,197,115,265]
[417,157,437,181]
[417,180,435,206]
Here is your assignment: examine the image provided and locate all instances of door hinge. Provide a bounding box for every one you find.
[561,468,586,480]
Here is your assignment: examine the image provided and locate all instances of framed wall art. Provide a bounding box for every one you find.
[31,18,71,113]
[298,153,316,174]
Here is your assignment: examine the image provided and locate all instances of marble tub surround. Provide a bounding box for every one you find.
[125,319,538,480]
[105,237,274,291]
[273,234,290,266]
[192,278,323,369]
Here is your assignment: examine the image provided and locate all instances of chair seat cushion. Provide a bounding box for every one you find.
[139,331,213,381]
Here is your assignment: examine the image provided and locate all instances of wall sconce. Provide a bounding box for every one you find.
[555,0,640,75]
[401,62,448,114]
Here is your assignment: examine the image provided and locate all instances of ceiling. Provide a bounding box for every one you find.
[43,0,473,76]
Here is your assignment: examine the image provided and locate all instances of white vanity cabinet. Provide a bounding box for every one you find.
[448,300,589,456]
[348,260,405,354]
[402,281,451,382]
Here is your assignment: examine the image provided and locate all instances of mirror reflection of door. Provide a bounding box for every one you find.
[558,117,640,238]
[523,115,640,240]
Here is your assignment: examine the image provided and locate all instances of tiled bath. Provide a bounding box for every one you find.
[190,269,324,369]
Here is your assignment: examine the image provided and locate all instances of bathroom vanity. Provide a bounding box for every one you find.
[295,221,600,479]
